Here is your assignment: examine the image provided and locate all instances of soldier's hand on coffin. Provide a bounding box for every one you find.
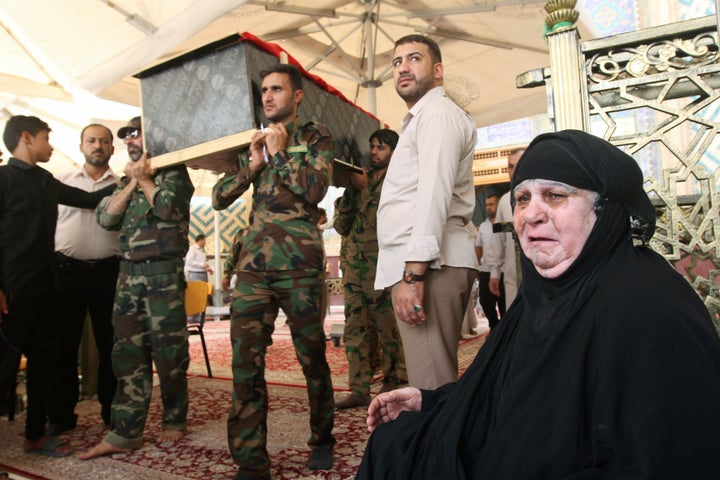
[125,153,155,180]
[249,130,267,173]
[349,169,369,190]
[263,122,288,157]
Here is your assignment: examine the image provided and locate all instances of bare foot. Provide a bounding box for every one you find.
[157,429,185,444]
[76,440,130,460]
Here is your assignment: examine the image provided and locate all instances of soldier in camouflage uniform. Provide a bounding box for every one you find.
[333,129,407,410]
[213,64,335,480]
[222,227,280,323]
[334,198,381,374]
[78,117,194,460]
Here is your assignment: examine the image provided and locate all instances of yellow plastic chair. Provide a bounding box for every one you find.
[185,281,213,377]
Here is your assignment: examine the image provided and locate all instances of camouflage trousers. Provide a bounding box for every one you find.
[342,249,406,396]
[105,268,189,449]
[228,269,335,477]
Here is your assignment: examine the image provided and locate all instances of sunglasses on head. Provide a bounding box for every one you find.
[123,129,141,140]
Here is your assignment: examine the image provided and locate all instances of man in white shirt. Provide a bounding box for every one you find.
[48,124,120,433]
[485,148,525,310]
[474,194,505,329]
[184,234,213,282]
[375,34,478,390]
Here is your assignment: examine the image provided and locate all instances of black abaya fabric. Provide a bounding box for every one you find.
[356,130,720,479]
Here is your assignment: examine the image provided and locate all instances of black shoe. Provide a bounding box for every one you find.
[232,469,270,480]
[307,447,333,470]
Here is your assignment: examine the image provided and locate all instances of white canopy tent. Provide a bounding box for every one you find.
[4,1,712,152]
[0,1,591,139]
[102,0,567,129]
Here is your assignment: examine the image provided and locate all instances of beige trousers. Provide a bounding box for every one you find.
[393,266,477,390]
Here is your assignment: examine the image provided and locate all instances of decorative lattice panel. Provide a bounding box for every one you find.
[581,17,720,324]
[189,200,248,256]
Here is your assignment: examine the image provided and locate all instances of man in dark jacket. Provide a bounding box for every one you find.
[0,115,113,457]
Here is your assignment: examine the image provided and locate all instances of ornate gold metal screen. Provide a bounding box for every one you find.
[526,3,720,326]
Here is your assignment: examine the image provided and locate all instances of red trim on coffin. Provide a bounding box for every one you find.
[240,31,386,127]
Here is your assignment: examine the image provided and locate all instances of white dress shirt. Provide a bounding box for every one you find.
[474,218,494,273]
[484,191,517,307]
[55,165,120,260]
[184,243,208,273]
[375,86,478,289]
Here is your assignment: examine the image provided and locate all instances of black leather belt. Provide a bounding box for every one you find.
[492,222,515,233]
[119,259,182,276]
[56,252,118,269]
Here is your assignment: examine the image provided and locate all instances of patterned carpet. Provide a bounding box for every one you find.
[0,318,487,480]
[188,317,487,389]
[187,319,352,389]
[0,378,369,480]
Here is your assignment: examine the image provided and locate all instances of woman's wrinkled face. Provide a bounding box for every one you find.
[513,179,597,278]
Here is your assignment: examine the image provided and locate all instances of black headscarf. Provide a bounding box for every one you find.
[509,129,656,306]
[357,130,720,480]
[512,129,656,244]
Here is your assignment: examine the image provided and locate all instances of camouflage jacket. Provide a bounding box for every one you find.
[223,227,246,278]
[213,118,332,272]
[96,165,194,262]
[333,169,386,247]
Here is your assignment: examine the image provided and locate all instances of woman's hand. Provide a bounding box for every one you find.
[367,387,422,433]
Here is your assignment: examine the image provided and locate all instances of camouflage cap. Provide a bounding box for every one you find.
[117,116,141,139]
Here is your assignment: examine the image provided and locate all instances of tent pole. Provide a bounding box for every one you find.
[364,0,378,115]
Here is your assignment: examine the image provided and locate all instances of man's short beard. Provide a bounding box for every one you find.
[129,148,143,162]
[370,158,390,171]
[85,156,110,167]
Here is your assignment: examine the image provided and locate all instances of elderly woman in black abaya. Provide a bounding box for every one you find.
[356,130,720,479]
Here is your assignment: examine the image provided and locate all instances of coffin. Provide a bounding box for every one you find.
[136,32,381,185]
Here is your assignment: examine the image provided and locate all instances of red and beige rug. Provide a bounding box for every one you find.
[186,319,352,388]
[188,318,486,389]
[0,378,369,480]
[0,319,487,480]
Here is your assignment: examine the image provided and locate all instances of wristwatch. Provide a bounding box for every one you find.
[402,269,426,284]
